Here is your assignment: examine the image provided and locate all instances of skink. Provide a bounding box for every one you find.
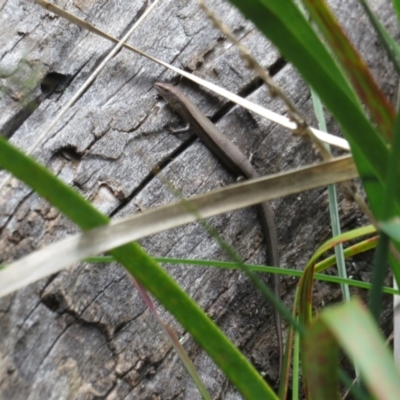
[154,82,283,373]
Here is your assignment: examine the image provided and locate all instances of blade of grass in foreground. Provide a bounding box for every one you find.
[307,297,400,399]
[0,136,276,399]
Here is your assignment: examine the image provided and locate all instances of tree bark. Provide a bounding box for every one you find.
[0,0,397,398]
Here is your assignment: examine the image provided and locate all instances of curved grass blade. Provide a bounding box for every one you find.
[297,225,377,357]
[309,225,376,265]
[315,235,377,272]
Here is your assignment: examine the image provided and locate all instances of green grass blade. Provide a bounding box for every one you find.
[292,329,301,400]
[84,255,400,295]
[359,0,400,76]
[232,0,361,105]
[368,97,400,321]
[368,233,391,321]
[380,105,400,222]
[315,236,377,272]
[0,136,276,399]
[310,87,350,301]
[392,0,400,26]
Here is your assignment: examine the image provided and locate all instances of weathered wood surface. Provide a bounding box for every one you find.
[0,0,397,398]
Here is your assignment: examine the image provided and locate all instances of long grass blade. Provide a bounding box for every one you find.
[0,136,276,399]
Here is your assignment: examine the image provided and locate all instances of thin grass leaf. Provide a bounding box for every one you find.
[358,0,400,76]
[133,280,211,400]
[309,224,376,265]
[297,259,315,326]
[315,236,378,272]
[368,98,400,321]
[146,257,400,295]
[279,286,302,399]
[311,87,350,300]
[82,255,399,295]
[296,225,378,378]
[159,259,400,296]
[295,226,380,327]
[392,0,400,28]
[291,328,301,400]
[369,233,391,321]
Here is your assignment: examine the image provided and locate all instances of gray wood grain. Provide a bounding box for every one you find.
[0,0,397,398]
